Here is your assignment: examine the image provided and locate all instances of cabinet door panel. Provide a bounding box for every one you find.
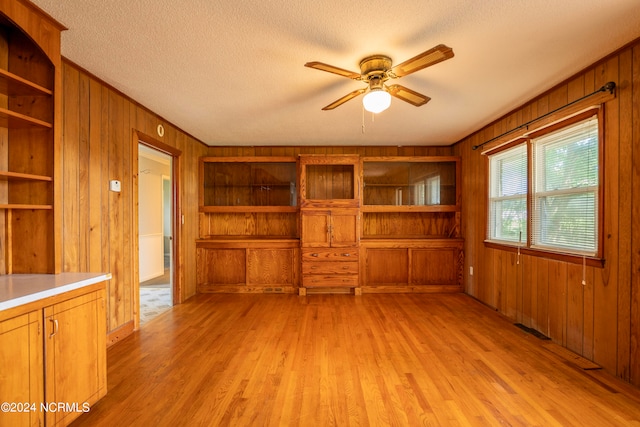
[45,292,106,427]
[301,212,329,247]
[365,249,408,285]
[411,249,457,285]
[0,312,43,427]
[197,248,246,285]
[330,211,359,247]
[247,249,295,285]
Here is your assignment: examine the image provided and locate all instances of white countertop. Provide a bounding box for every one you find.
[0,272,112,312]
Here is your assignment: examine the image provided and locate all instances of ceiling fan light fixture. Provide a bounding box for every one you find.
[362,89,391,113]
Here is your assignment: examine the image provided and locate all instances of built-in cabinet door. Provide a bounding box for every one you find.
[0,311,43,427]
[301,209,359,248]
[246,248,297,287]
[301,211,330,247]
[329,209,359,247]
[44,291,106,427]
[410,249,459,286]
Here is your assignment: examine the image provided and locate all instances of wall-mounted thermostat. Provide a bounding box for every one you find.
[109,180,121,192]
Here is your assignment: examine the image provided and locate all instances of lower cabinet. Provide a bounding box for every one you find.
[196,239,299,293]
[44,290,107,427]
[0,285,107,427]
[0,311,43,427]
[361,239,464,292]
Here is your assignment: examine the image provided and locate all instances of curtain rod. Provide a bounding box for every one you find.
[472,81,616,151]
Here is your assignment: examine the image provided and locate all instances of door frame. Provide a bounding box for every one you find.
[133,130,182,329]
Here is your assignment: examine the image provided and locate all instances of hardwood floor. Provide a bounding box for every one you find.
[71,293,640,426]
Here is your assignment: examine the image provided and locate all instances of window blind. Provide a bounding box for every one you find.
[531,116,598,255]
[487,144,528,244]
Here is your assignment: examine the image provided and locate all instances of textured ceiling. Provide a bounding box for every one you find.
[30,0,640,146]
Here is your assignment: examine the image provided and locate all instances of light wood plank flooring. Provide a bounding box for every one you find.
[71,293,640,426]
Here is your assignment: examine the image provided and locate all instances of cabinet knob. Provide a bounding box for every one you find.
[311,253,319,257]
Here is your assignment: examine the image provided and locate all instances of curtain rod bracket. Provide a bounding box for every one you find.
[472,81,616,150]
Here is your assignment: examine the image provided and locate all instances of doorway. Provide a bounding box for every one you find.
[138,144,173,325]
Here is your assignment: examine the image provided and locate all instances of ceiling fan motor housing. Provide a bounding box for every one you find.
[359,55,392,81]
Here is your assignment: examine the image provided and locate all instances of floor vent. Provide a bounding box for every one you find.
[514,323,551,340]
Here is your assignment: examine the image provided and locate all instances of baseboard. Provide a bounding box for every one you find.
[107,320,135,348]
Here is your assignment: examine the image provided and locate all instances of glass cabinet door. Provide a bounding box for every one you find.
[201,159,297,208]
[362,159,458,207]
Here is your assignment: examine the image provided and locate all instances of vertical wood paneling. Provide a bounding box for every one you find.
[62,65,79,271]
[78,72,90,272]
[582,265,595,360]
[547,260,567,345]
[108,89,125,330]
[453,39,640,387]
[60,61,208,338]
[631,43,640,387]
[566,263,584,354]
[617,48,633,381]
[594,57,619,374]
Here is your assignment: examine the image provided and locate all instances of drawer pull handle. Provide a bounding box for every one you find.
[341,253,351,257]
[311,253,319,257]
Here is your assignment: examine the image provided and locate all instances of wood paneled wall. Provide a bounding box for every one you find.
[60,61,208,338]
[453,38,640,386]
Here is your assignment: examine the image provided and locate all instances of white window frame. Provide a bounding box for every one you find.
[485,110,602,260]
[487,143,528,245]
[530,116,599,256]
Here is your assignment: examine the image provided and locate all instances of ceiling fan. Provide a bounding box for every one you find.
[305,44,454,113]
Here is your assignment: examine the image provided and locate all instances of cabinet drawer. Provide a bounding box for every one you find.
[302,248,359,261]
[302,261,359,275]
[302,275,359,287]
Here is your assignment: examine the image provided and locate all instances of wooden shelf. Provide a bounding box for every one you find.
[362,205,459,212]
[0,171,53,182]
[0,1,61,276]
[199,206,297,213]
[0,204,53,210]
[0,68,52,97]
[0,107,53,129]
[203,184,294,188]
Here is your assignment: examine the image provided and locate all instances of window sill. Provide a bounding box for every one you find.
[483,241,604,268]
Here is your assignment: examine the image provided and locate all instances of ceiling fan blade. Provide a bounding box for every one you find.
[322,88,366,110]
[387,84,431,107]
[305,62,361,80]
[390,44,454,78]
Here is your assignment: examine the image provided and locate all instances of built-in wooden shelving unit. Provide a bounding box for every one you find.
[0,2,63,274]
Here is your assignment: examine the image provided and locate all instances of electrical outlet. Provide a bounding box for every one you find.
[470,266,474,276]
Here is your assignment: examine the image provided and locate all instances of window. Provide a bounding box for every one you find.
[531,116,599,255]
[488,144,527,244]
[414,180,426,205]
[426,175,441,205]
[487,112,601,258]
